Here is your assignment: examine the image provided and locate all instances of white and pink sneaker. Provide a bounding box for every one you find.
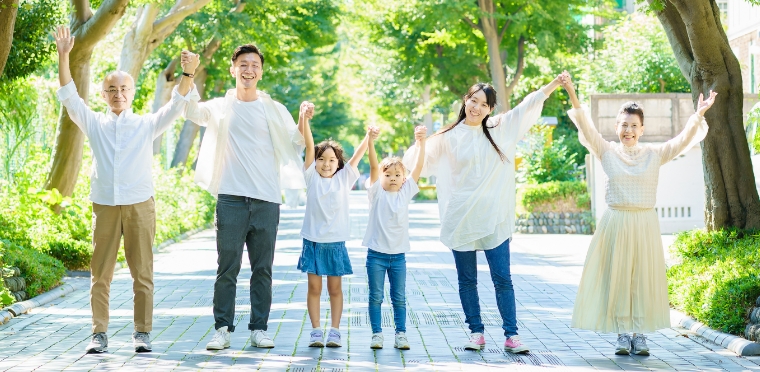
[464,332,485,350]
[504,335,530,354]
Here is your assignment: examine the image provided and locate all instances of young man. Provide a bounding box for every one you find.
[54,26,199,353]
[184,44,308,350]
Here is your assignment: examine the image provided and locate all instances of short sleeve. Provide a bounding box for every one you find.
[304,161,317,186]
[341,163,360,187]
[367,179,382,202]
[400,179,420,202]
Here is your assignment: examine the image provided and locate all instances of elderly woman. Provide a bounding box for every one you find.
[561,75,716,355]
[405,72,568,354]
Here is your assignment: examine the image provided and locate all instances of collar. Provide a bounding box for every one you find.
[107,108,133,120]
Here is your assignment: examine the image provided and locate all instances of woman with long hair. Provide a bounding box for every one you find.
[404,72,568,353]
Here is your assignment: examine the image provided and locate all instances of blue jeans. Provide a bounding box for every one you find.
[366,249,406,334]
[452,238,517,337]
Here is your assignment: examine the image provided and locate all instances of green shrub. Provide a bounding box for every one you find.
[153,163,216,244]
[0,240,65,297]
[520,181,590,213]
[46,239,92,271]
[748,102,760,154]
[667,228,760,335]
[414,188,437,201]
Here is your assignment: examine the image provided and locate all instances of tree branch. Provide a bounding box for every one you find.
[153,0,212,39]
[648,0,694,80]
[497,4,525,44]
[505,35,526,93]
[77,0,129,48]
[72,0,91,24]
[462,16,480,31]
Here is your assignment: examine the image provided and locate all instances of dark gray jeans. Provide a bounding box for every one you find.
[213,194,280,332]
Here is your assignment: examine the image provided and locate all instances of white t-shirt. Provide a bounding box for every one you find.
[300,162,360,243]
[217,99,281,204]
[362,179,419,254]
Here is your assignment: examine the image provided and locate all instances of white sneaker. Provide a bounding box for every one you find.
[631,334,650,356]
[464,332,485,350]
[615,334,631,355]
[251,330,275,348]
[206,326,231,350]
[370,333,383,349]
[394,332,410,350]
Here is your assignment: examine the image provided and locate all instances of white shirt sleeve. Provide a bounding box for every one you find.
[400,179,420,202]
[341,163,361,187]
[304,161,316,186]
[56,81,101,137]
[367,179,382,202]
[183,89,214,128]
[149,85,197,139]
[276,102,305,154]
[653,113,708,165]
[403,133,448,178]
[567,105,612,160]
[490,90,549,150]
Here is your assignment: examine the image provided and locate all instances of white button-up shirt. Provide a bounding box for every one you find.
[57,81,192,206]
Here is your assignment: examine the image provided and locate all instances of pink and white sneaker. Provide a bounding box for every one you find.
[464,332,485,350]
[504,335,530,354]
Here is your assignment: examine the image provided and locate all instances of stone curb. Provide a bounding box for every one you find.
[674,311,760,356]
[0,281,85,325]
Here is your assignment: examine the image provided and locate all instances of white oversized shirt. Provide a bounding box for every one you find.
[404,90,548,251]
[362,179,419,254]
[217,99,281,204]
[57,81,191,206]
[300,162,360,243]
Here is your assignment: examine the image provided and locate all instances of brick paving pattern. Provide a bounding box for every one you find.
[1,192,759,371]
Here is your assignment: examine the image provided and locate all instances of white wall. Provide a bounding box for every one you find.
[591,147,705,234]
[727,0,760,40]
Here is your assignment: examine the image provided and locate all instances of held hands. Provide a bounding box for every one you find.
[558,70,574,91]
[367,125,380,141]
[414,125,427,144]
[300,101,315,120]
[181,50,200,74]
[697,91,718,116]
[54,26,75,55]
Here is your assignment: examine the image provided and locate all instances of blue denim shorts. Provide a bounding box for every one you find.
[297,239,353,276]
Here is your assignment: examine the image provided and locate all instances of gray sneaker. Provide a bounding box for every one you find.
[133,332,152,352]
[309,329,324,347]
[615,334,631,355]
[631,334,650,356]
[85,332,108,354]
[326,329,342,347]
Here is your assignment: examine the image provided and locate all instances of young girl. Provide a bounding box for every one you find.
[297,101,376,348]
[403,74,567,354]
[561,75,715,355]
[363,126,426,350]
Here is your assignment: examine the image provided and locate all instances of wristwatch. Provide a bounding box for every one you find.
[182,71,195,78]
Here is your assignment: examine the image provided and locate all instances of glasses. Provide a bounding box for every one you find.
[103,87,132,95]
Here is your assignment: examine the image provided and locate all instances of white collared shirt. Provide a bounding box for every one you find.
[57,81,192,206]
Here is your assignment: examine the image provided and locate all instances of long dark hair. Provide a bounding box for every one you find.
[438,83,506,161]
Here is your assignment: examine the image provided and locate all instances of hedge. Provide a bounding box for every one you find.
[520,180,590,213]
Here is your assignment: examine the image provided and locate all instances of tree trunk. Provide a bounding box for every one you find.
[170,69,207,168]
[422,85,434,134]
[152,58,180,154]
[477,0,510,113]
[650,0,760,230]
[0,0,19,78]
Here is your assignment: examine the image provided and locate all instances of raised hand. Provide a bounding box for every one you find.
[181,50,200,74]
[414,125,427,143]
[300,101,315,120]
[697,90,718,116]
[368,125,380,140]
[54,26,75,55]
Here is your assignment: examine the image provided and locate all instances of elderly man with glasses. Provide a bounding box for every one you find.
[54,26,199,354]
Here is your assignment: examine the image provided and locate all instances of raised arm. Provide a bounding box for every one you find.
[410,126,426,182]
[655,91,715,164]
[368,126,380,185]
[54,26,97,136]
[562,74,610,158]
[301,101,315,170]
[55,26,74,87]
[150,50,200,139]
[348,129,372,170]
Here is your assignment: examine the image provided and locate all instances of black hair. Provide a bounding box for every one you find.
[231,44,265,65]
[438,83,505,161]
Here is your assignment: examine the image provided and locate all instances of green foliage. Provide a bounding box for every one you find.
[520,181,589,213]
[3,0,66,81]
[0,78,40,181]
[668,229,760,335]
[0,239,65,297]
[518,125,583,184]
[414,187,437,201]
[748,102,760,154]
[153,162,216,244]
[584,13,690,94]
[45,239,92,271]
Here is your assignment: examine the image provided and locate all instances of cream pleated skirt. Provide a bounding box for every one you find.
[571,208,670,333]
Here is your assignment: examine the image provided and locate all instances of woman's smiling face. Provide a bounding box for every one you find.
[463,90,493,125]
[616,112,644,147]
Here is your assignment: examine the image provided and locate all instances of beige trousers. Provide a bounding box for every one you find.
[90,197,155,333]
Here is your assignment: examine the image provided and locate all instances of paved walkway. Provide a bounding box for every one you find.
[2,192,760,371]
